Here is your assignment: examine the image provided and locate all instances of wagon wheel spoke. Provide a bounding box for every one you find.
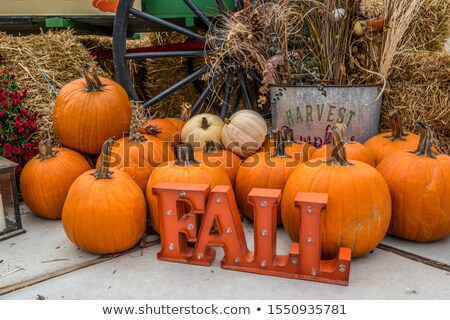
[143,66,209,108]
[191,72,222,115]
[237,69,255,111]
[124,50,208,60]
[220,70,235,119]
[129,8,206,42]
[183,0,213,29]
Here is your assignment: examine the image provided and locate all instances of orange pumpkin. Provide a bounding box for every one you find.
[146,143,231,233]
[364,110,420,166]
[194,140,241,186]
[377,121,450,242]
[311,124,375,166]
[281,125,391,258]
[95,133,154,193]
[54,66,131,154]
[139,118,181,147]
[62,138,147,254]
[236,129,301,224]
[20,140,91,220]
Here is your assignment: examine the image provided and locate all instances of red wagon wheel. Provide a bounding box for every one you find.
[113,0,267,118]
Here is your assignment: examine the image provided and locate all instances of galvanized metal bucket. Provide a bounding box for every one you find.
[270,85,382,147]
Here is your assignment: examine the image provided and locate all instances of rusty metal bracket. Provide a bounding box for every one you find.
[153,182,351,286]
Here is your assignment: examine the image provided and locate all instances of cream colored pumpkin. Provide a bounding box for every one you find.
[180,113,224,151]
[221,110,267,157]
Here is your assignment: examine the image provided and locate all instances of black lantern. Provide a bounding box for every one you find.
[0,157,25,241]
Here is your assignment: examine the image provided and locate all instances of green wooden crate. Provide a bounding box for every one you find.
[143,0,235,26]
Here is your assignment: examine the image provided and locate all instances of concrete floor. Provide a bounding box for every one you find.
[1,206,449,300]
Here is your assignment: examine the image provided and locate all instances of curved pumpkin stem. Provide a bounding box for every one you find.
[38,139,58,160]
[180,102,192,121]
[335,123,354,145]
[326,125,353,166]
[143,124,161,136]
[83,65,104,92]
[204,140,219,154]
[201,117,210,130]
[128,132,148,143]
[92,137,115,179]
[175,143,200,166]
[410,121,437,159]
[384,110,409,141]
[270,129,290,158]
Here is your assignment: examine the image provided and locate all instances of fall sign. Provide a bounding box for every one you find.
[153,182,351,286]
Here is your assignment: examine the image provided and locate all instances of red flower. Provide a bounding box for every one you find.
[25,143,32,149]
[3,151,11,158]
[29,122,37,130]
[1,101,8,108]
[14,121,21,129]
[2,79,9,85]
[12,135,18,140]
[3,143,11,150]
[0,110,3,118]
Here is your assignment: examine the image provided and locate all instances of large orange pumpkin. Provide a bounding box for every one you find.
[311,124,375,166]
[194,140,241,186]
[20,140,91,220]
[62,138,147,254]
[146,143,231,233]
[54,66,131,154]
[364,110,420,166]
[236,129,301,223]
[377,121,450,242]
[281,125,392,258]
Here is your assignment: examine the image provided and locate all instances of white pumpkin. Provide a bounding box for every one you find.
[181,113,224,151]
[221,110,267,157]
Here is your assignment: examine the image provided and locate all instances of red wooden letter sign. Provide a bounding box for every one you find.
[153,182,351,286]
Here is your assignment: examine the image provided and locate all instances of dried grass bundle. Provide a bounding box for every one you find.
[0,29,107,146]
[381,51,450,154]
[400,0,450,52]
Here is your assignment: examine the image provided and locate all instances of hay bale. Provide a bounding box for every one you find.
[0,29,107,146]
[401,0,450,52]
[381,51,450,154]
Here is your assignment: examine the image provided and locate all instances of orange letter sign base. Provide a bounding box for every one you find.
[153,182,351,286]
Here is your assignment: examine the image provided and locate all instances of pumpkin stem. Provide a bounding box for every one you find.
[224,118,231,125]
[128,132,148,142]
[409,121,437,159]
[180,102,192,121]
[204,140,219,154]
[384,109,408,141]
[92,137,115,179]
[270,129,290,158]
[201,117,210,130]
[175,143,200,166]
[326,124,353,166]
[83,65,104,92]
[38,139,58,160]
[143,124,161,136]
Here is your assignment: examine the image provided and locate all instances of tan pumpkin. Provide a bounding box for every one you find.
[377,121,450,242]
[20,140,91,220]
[54,66,131,154]
[146,143,231,233]
[181,113,224,152]
[311,124,375,166]
[221,110,267,157]
[62,138,147,254]
[194,140,241,186]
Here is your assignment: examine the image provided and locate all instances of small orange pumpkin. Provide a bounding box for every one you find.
[146,143,231,233]
[236,129,301,224]
[194,140,241,186]
[377,121,450,242]
[20,140,91,219]
[364,110,421,166]
[139,118,181,147]
[62,138,147,254]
